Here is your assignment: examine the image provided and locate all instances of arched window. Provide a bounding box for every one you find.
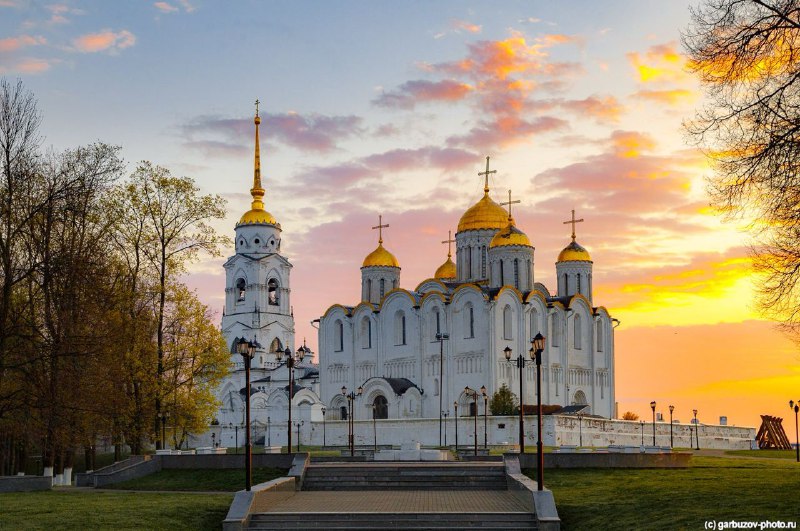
[268,278,279,305]
[394,311,406,345]
[361,317,371,349]
[530,308,539,338]
[596,320,604,352]
[563,274,568,294]
[373,395,389,419]
[236,278,246,301]
[334,320,343,352]
[499,259,505,286]
[366,279,372,301]
[269,337,283,354]
[527,260,532,290]
[392,279,397,290]
[577,273,582,295]
[465,305,475,339]
[466,246,472,278]
[574,314,582,350]
[379,279,385,299]
[481,246,487,278]
[433,308,441,338]
[503,305,513,340]
[513,259,519,290]
[573,390,588,406]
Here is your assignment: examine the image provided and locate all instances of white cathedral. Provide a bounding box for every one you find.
[212,107,616,447]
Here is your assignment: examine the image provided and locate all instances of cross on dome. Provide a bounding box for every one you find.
[372,214,389,244]
[500,189,520,220]
[478,156,497,194]
[563,209,584,242]
[441,230,455,258]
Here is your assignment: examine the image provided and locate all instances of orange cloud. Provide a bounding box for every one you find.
[0,35,46,52]
[628,42,690,85]
[452,19,481,34]
[609,130,656,158]
[15,58,51,73]
[373,79,473,109]
[632,88,697,106]
[72,29,136,53]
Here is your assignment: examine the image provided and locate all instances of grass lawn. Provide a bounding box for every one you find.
[0,490,232,530]
[726,449,796,459]
[528,456,799,530]
[107,467,287,491]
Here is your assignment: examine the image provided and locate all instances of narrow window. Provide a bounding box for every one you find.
[380,279,385,299]
[435,309,441,336]
[500,259,504,286]
[366,278,372,301]
[335,320,344,352]
[268,278,279,305]
[481,246,487,278]
[503,305,513,340]
[596,321,603,352]
[466,246,472,278]
[574,315,582,349]
[530,308,538,338]
[514,259,519,290]
[361,318,371,349]
[577,273,582,295]
[236,278,246,301]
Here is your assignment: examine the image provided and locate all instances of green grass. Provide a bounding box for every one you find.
[0,490,232,530]
[528,456,800,530]
[725,449,797,459]
[107,467,287,492]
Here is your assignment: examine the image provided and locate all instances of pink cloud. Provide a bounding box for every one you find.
[632,88,696,106]
[373,79,473,109]
[15,58,52,73]
[154,2,178,13]
[72,29,136,53]
[447,115,568,150]
[560,95,624,123]
[0,35,46,52]
[452,19,481,34]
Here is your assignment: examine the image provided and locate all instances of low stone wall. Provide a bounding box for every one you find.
[160,453,295,470]
[0,475,53,492]
[223,477,297,531]
[517,451,692,469]
[503,455,560,531]
[93,457,161,488]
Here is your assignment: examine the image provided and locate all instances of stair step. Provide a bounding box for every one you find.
[248,512,536,529]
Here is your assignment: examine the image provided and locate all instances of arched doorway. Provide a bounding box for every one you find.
[572,390,588,406]
[373,395,388,419]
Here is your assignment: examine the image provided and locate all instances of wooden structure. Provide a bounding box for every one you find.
[755,415,792,449]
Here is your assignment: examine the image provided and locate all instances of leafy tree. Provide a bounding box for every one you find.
[622,411,639,421]
[684,0,800,336]
[489,383,518,415]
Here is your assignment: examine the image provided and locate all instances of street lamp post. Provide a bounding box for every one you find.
[504,343,537,454]
[650,401,657,447]
[693,409,700,450]
[465,387,478,456]
[294,420,304,452]
[341,386,362,456]
[443,410,449,446]
[161,411,170,450]
[211,432,216,448]
[481,385,488,450]
[267,416,271,448]
[436,332,450,447]
[577,413,583,447]
[789,400,799,463]
[668,405,674,449]
[640,421,644,446]
[236,337,260,491]
[321,407,327,448]
[454,401,459,452]
[530,333,546,491]
[228,423,239,454]
[371,404,378,451]
[276,344,309,453]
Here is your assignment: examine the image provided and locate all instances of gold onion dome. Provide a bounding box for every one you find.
[362,243,400,268]
[489,217,532,248]
[434,256,456,279]
[557,240,592,262]
[237,101,279,227]
[457,192,509,232]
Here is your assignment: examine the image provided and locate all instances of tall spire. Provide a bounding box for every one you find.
[250,99,265,211]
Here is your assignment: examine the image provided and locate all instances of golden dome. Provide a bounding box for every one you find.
[238,208,278,226]
[362,243,400,268]
[557,240,592,262]
[434,257,456,279]
[489,218,532,248]
[457,192,509,232]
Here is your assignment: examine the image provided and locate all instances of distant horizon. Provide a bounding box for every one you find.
[2,0,796,430]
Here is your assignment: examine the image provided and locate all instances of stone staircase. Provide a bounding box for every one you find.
[301,462,508,491]
[247,512,537,530]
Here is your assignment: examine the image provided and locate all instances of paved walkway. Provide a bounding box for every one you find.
[258,490,529,514]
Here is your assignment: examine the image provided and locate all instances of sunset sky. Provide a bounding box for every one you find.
[2,0,798,429]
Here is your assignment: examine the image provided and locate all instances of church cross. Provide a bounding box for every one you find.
[478,156,497,193]
[372,214,389,244]
[255,98,260,117]
[441,230,456,258]
[500,189,520,219]
[563,209,584,241]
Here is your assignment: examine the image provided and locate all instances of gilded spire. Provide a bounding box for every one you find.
[250,99,265,211]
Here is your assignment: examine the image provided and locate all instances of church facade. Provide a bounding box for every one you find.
[318,160,616,424]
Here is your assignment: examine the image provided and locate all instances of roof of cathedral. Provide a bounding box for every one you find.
[362,242,400,268]
[557,240,592,262]
[489,217,532,248]
[457,191,509,232]
[237,103,280,228]
[434,256,456,279]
